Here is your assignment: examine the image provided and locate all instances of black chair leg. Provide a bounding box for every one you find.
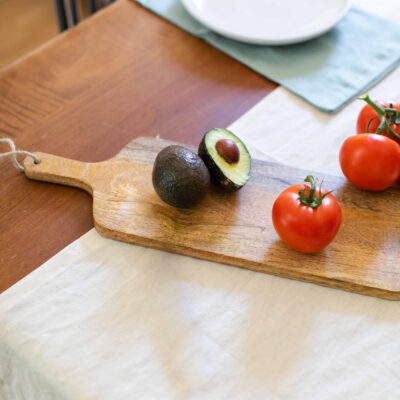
[54,0,108,32]
[54,0,68,32]
[88,0,97,14]
[69,0,78,25]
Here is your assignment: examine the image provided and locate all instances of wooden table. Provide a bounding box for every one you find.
[0,0,276,293]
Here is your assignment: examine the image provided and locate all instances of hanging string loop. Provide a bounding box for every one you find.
[0,138,41,172]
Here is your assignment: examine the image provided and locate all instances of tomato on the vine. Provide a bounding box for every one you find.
[357,94,400,145]
[272,176,342,254]
[339,133,400,191]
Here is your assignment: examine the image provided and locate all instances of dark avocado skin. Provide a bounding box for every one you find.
[152,145,210,208]
[198,135,242,192]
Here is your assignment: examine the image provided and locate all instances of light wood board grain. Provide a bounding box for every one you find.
[24,137,400,300]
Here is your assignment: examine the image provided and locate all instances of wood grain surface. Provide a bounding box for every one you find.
[0,0,276,293]
[24,137,400,300]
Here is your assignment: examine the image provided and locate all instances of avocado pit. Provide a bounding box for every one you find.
[216,139,240,164]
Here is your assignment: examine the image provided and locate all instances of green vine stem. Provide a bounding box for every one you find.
[298,175,332,209]
[359,94,400,141]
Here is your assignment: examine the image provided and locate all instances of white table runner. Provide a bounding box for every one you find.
[2,1,400,399]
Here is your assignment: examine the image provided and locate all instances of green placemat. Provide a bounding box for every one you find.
[133,0,400,112]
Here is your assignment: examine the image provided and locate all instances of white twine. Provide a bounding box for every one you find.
[0,138,41,171]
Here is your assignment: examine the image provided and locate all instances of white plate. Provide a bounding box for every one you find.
[181,0,352,45]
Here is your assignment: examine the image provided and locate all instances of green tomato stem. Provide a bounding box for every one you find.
[366,117,378,133]
[376,116,387,135]
[359,94,400,141]
[386,125,400,141]
[358,94,385,117]
[298,175,332,209]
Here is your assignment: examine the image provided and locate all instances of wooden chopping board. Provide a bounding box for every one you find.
[24,137,400,300]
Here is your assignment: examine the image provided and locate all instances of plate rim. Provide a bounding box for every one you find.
[181,0,353,45]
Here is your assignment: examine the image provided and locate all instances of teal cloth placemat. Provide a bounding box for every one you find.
[132,0,400,113]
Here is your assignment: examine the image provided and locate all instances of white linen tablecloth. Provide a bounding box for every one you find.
[1,1,400,399]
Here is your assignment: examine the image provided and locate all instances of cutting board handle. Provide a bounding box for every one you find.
[24,152,93,194]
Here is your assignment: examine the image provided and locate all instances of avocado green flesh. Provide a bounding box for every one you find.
[205,129,250,187]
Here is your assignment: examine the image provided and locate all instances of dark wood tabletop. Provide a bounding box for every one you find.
[0,0,276,293]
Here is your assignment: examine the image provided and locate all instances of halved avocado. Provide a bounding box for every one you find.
[198,128,251,192]
[152,145,210,208]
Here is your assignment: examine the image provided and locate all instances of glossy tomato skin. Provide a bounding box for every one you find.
[357,101,400,145]
[339,134,400,191]
[272,185,342,253]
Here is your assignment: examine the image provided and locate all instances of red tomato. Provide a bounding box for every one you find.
[339,134,400,191]
[357,97,400,145]
[272,176,342,253]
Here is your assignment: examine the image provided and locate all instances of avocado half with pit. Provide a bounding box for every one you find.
[198,128,251,192]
